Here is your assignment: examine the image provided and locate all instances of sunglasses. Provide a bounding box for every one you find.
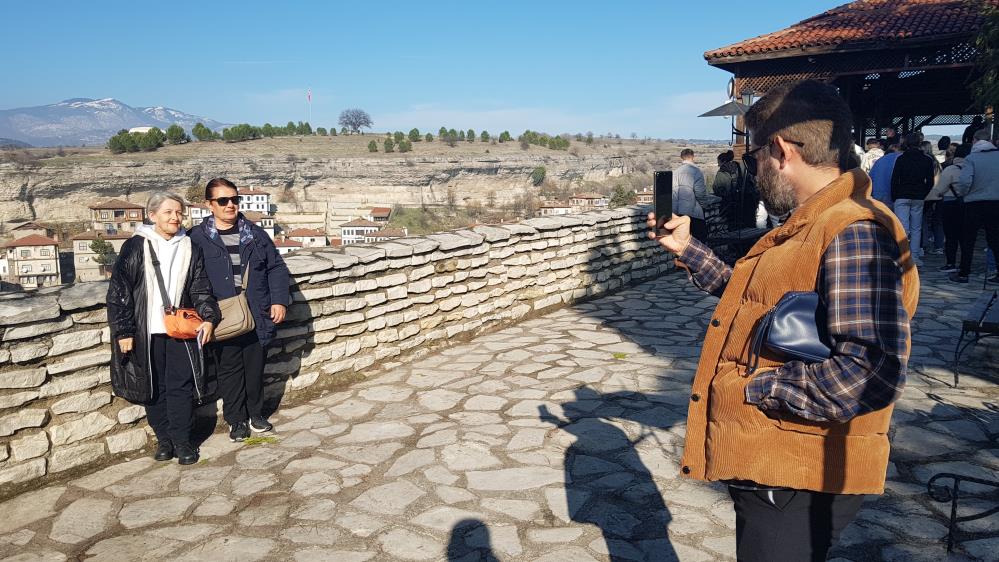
[743,136,805,176]
[209,196,241,207]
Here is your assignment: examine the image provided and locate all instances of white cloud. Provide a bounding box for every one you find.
[375,91,733,140]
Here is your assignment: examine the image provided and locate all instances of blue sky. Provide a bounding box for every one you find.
[1,0,844,139]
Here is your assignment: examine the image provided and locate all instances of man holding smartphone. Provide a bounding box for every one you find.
[648,81,919,561]
[191,178,290,442]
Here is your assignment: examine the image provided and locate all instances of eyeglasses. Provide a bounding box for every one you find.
[209,196,241,207]
[743,136,805,176]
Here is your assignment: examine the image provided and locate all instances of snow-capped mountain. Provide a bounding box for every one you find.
[0,98,229,147]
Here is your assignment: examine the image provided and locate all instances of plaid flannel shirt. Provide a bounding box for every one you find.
[679,221,909,422]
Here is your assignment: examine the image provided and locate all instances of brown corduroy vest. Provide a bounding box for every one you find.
[679,169,920,495]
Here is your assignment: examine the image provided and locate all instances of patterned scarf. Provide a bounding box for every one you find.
[204,213,254,246]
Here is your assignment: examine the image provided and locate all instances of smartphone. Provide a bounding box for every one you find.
[653,170,673,234]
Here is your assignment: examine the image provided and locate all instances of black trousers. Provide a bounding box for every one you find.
[728,486,864,562]
[210,331,265,425]
[145,334,194,445]
[690,218,709,241]
[959,200,999,276]
[938,199,964,266]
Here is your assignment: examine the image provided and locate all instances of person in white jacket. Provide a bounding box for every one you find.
[926,144,971,273]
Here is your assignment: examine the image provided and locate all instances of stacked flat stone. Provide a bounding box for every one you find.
[0,205,672,493]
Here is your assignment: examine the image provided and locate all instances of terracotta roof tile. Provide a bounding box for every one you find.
[89,198,145,210]
[71,231,133,241]
[3,234,60,248]
[705,0,997,61]
[285,228,326,238]
[340,218,382,228]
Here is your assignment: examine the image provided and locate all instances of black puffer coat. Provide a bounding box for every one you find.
[107,235,221,405]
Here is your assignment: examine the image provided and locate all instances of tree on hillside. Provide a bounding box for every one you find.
[409,128,421,142]
[394,131,405,143]
[480,130,490,142]
[339,109,373,134]
[458,130,466,141]
[192,122,216,141]
[165,124,188,144]
[439,127,448,138]
[384,138,395,152]
[398,139,412,153]
[138,128,165,151]
[261,123,276,137]
[467,129,475,142]
[316,127,328,136]
[498,131,512,143]
[90,238,117,274]
[609,185,637,208]
[425,133,433,142]
[368,140,378,152]
[330,127,338,136]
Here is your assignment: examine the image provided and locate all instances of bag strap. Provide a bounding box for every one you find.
[146,240,174,312]
[241,263,250,291]
[745,306,776,376]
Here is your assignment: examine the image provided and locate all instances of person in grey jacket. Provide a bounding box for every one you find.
[952,129,999,283]
[673,148,708,239]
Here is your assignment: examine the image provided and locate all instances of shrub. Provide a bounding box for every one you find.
[480,130,490,142]
[368,140,378,152]
[165,124,187,144]
[394,131,405,143]
[409,128,421,142]
[316,127,328,136]
[384,138,395,153]
[425,133,433,142]
[398,139,412,153]
[467,129,475,142]
[530,166,546,185]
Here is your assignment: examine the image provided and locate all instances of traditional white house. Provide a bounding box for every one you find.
[364,207,392,223]
[363,227,408,243]
[72,230,132,282]
[243,211,276,239]
[273,237,303,255]
[89,198,145,233]
[285,228,328,248]
[538,201,573,216]
[8,222,55,240]
[1,234,62,289]
[187,203,212,226]
[340,219,382,246]
[636,187,653,205]
[240,189,272,214]
[569,192,609,210]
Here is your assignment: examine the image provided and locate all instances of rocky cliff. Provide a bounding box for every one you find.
[0,153,630,226]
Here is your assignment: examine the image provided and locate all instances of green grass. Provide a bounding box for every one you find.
[244,436,279,446]
[612,352,628,360]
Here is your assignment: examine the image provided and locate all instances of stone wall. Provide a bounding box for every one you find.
[0,206,674,497]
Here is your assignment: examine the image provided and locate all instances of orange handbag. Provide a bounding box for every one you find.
[147,241,203,339]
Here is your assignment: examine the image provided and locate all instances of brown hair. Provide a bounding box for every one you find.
[680,148,695,160]
[744,80,854,172]
[205,177,238,200]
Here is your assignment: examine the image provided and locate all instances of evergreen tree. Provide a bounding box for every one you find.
[316,127,328,136]
[467,129,475,142]
[425,133,434,142]
[409,128,421,142]
[439,126,448,138]
[609,185,637,208]
[384,138,395,152]
[330,127,338,136]
[192,122,215,141]
[398,139,412,153]
[165,124,187,144]
[480,130,490,142]
[368,140,378,152]
[261,123,276,137]
[459,130,466,141]
[90,238,117,273]
[394,131,405,143]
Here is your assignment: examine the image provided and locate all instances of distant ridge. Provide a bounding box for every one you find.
[0,137,32,149]
[0,98,229,147]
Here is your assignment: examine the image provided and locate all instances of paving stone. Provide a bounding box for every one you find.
[442,441,503,471]
[106,464,180,497]
[412,506,486,531]
[193,495,237,517]
[335,421,414,443]
[335,511,388,538]
[417,388,465,411]
[326,442,404,464]
[293,550,374,562]
[291,472,342,495]
[174,536,276,562]
[463,395,509,411]
[528,527,584,543]
[532,546,601,562]
[0,486,65,534]
[48,498,114,544]
[147,524,222,543]
[358,385,413,402]
[231,472,278,496]
[292,498,338,521]
[386,449,436,477]
[119,496,195,529]
[377,528,440,561]
[467,467,564,491]
[351,480,427,515]
[85,534,184,562]
[327,399,375,420]
[280,524,341,545]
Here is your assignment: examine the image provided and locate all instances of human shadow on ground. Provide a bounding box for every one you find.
[539,386,686,562]
[446,518,499,561]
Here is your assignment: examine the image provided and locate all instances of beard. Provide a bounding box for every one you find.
[756,157,797,217]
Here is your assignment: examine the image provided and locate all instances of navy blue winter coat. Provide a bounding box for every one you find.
[190,214,290,346]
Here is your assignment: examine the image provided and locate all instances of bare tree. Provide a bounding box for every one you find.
[338,109,373,134]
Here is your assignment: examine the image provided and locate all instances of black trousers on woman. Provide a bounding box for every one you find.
[145,334,195,445]
[211,331,265,425]
[938,199,964,266]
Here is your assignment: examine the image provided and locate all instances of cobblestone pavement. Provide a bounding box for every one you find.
[1,258,997,562]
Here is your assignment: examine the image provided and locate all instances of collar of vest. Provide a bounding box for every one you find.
[743,168,871,260]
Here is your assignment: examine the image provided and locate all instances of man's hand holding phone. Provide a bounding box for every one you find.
[647,212,692,255]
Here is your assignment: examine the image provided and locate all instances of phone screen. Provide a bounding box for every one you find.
[653,170,673,233]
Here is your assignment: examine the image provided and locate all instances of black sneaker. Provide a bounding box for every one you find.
[229,421,250,442]
[153,441,174,461]
[938,264,959,273]
[249,416,273,433]
[174,442,199,465]
[948,272,969,284]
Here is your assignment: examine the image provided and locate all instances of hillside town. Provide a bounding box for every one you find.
[0,187,620,290]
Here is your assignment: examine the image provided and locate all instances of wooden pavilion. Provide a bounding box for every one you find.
[705,0,997,145]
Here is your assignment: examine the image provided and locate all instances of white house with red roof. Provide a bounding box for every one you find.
[1,234,62,289]
[285,228,328,248]
[89,198,144,233]
[340,218,382,246]
[273,237,304,255]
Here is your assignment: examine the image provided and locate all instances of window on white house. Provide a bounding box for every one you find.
[20,250,29,258]
[40,249,50,257]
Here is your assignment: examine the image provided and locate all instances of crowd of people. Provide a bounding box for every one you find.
[863,121,998,283]
[107,179,290,465]
[670,116,998,285]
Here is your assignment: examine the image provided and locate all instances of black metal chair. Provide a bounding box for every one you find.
[927,472,999,552]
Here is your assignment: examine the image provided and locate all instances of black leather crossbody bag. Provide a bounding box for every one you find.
[746,291,832,376]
